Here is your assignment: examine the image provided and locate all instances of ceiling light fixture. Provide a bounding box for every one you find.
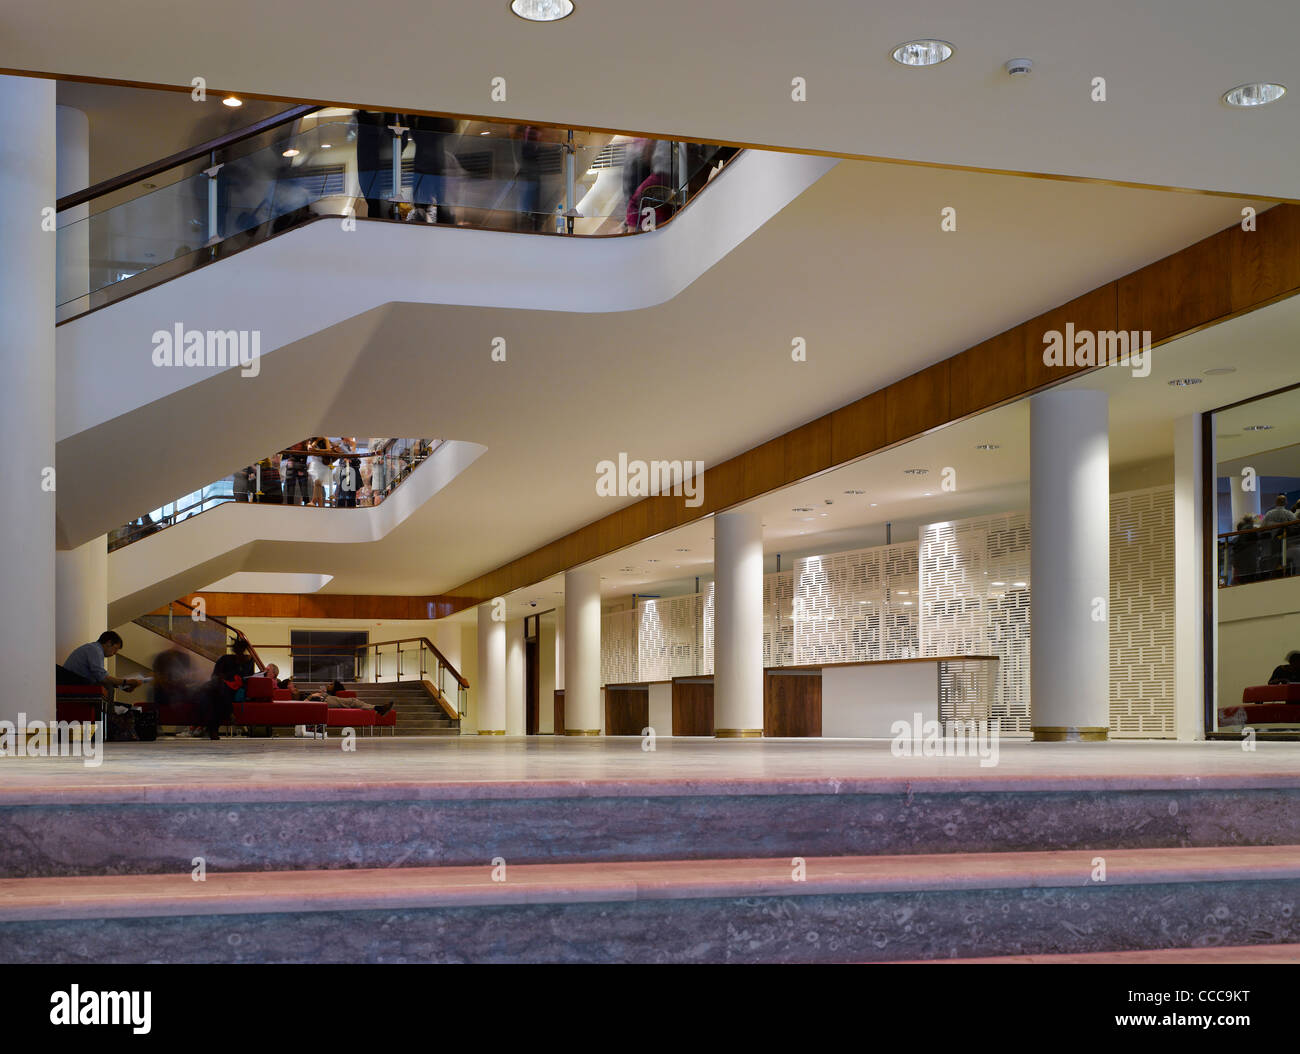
[891,40,953,67]
[282,148,300,158]
[222,96,243,108]
[1223,83,1286,108]
[510,0,574,22]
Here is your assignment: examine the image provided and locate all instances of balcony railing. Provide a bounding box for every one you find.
[109,437,439,552]
[1218,522,1299,586]
[56,107,739,321]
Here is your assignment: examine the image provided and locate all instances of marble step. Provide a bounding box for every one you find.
[6,780,1300,878]
[2,846,1297,963]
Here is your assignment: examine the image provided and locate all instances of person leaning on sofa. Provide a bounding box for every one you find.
[1267,651,1300,684]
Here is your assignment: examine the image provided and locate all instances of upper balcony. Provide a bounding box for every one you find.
[56,106,739,323]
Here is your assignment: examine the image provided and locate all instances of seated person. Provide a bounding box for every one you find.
[194,654,245,740]
[1268,650,1300,685]
[58,631,143,705]
[303,680,394,715]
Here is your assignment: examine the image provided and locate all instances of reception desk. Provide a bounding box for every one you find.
[666,656,998,738]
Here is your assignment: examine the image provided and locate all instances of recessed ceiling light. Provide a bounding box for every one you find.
[480,130,491,135]
[1203,367,1236,376]
[1243,424,1274,432]
[222,96,243,108]
[1223,83,1286,108]
[891,40,953,67]
[903,468,929,476]
[869,503,878,507]
[282,148,300,158]
[510,0,574,21]
[321,143,332,149]
[975,443,1000,451]
[1167,378,1202,387]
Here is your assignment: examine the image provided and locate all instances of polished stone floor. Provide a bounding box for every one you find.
[2,735,1298,803]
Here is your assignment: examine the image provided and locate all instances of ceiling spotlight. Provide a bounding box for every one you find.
[891,40,953,67]
[320,143,332,149]
[1167,378,1202,387]
[975,443,1000,451]
[1223,83,1286,108]
[1203,367,1237,376]
[1005,58,1034,77]
[222,96,243,108]
[510,0,574,21]
[903,468,929,476]
[282,148,300,158]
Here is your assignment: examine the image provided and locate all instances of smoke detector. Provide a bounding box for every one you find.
[1005,58,1034,77]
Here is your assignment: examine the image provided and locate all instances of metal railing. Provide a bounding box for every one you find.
[1218,521,1299,586]
[109,437,440,552]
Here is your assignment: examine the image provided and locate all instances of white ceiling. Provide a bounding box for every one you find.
[460,291,1300,623]
[9,2,1300,198]
[81,153,1274,617]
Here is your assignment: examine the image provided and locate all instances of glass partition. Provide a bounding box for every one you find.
[56,107,739,321]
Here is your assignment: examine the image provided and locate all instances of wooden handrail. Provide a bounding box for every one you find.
[362,637,469,688]
[57,105,320,212]
[161,599,265,673]
[1219,521,1299,540]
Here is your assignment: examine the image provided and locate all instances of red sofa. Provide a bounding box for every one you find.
[1219,684,1300,728]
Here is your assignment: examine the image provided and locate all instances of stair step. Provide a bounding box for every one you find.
[3,846,1298,963]
[907,943,1300,964]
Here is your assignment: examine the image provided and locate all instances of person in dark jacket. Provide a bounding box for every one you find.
[196,654,244,740]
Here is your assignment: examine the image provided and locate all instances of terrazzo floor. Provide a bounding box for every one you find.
[1,736,1298,803]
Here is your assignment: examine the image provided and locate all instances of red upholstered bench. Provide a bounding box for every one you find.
[55,684,103,724]
[1243,684,1300,704]
[324,708,375,736]
[1220,686,1300,728]
[373,709,397,735]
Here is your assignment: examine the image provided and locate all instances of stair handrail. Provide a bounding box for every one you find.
[358,636,469,688]
[159,599,266,673]
[56,104,321,213]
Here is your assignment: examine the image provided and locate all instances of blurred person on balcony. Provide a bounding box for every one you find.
[1268,651,1300,685]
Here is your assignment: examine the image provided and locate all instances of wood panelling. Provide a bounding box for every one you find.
[950,328,1025,419]
[1117,228,1232,343]
[764,671,821,737]
[671,678,714,736]
[1229,203,1300,313]
[885,360,950,444]
[605,685,650,736]
[150,593,470,620]
[553,690,565,735]
[448,205,1300,601]
[1022,283,1119,391]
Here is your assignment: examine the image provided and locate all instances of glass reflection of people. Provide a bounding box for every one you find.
[1268,651,1300,684]
[355,111,403,218]
[407,115,457,224]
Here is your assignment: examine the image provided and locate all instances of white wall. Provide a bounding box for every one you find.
[649,682,672,737]
[820,663,938,738]
[1218,576,1300,714]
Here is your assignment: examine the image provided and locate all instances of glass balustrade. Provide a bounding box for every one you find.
[56,108,739,321]
[108,437,440,552]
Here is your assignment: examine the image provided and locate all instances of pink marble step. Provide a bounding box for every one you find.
[3,845,1299,923]
[905,944,1300,964]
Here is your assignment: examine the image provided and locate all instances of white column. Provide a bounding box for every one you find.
[55,536,108,662]
[505,617,525,735]
[714,510,765,737]
[56,104,89,319]
[1174,414,1206,741]
[476,603,505,734]
[1030,389,1110,741]
[1,76,56,725]
[563,569,601,735]
[1228,469,1260,527]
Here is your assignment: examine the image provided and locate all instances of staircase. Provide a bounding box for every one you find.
[1,761,1298,962]
[341,681,460,736]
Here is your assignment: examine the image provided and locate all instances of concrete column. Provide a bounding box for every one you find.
[1030,389,1110,741]
[505,617,525,736]
[1174,414,1206,741]
[0,76,57,724]
[563,569,601,735]
[56,104,89,319]
[713,510,765,737]
[476,603,505,734]
[55,536,108,662]
[1228,469,1261,527]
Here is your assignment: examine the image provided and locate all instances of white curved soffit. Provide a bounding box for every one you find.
[106,438,486,623]
[57,151,837,442]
